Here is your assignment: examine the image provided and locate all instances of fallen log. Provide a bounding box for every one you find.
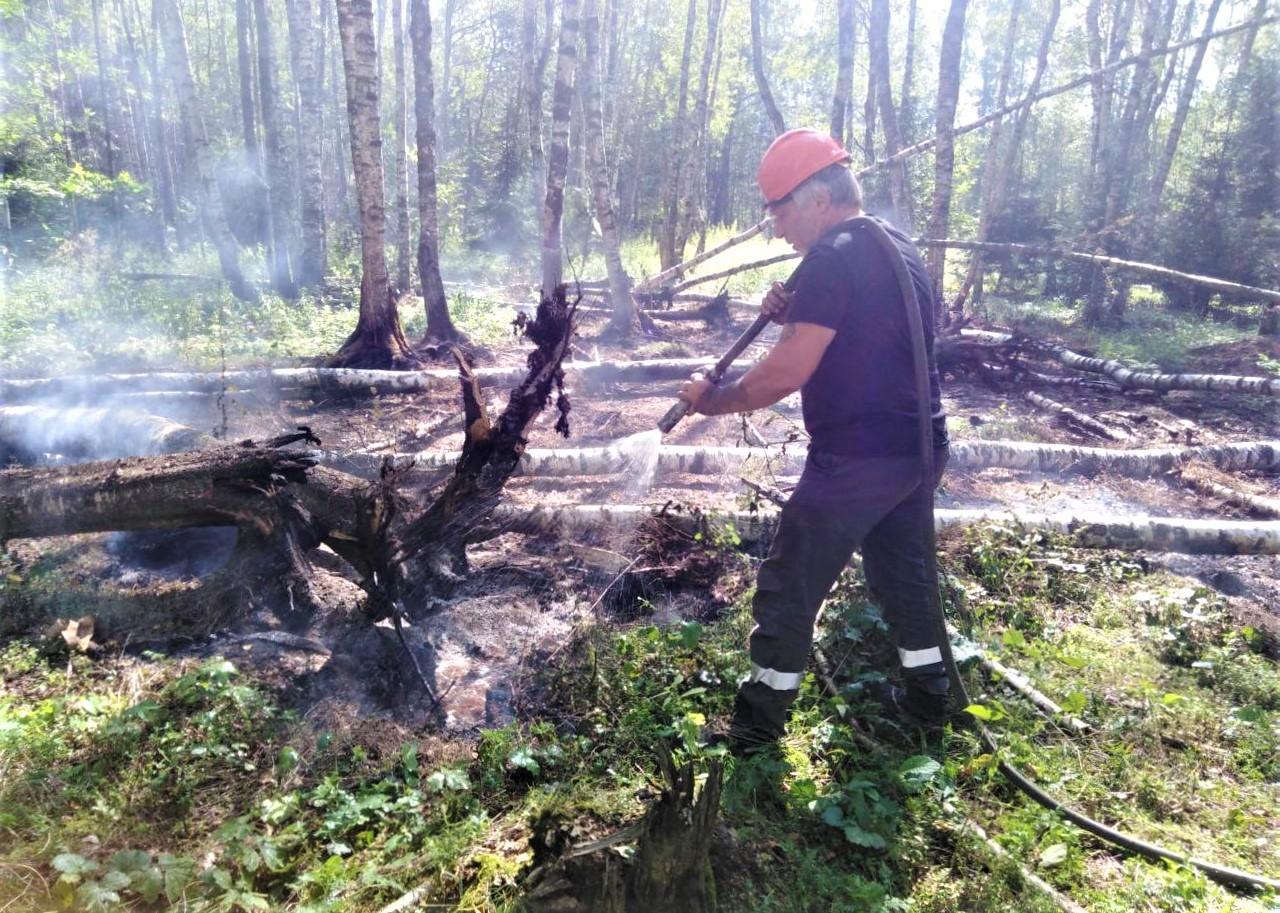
[333,439,1280,480]
[0,357,743,403]
[0,405,214,464]
[921,240,1280,306]
[1021,391,1128,441]
[1176,461,1280,519]
[487,502,1280,555]
[961,329,1280,396]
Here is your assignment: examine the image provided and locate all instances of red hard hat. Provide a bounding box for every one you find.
[757,129,852,206]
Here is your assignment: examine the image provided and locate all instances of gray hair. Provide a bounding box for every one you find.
[791,163,862,210]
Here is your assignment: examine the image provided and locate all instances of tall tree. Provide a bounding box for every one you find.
[677,0,726,258]
[409,0,463,342]
[869,0,911,225]
[253,0,298,297]
[331,0,415,367]
[657,0,697,270]
[830,0,855,145]
[582,0,635,337]
[749,0,786,134]
[235,0,259,156]
[153,0,256,302]
[390,0,411,293]
[540,0,580,301]
[284,0,327,286]
[899,0,918,139]
[924,0,969,319]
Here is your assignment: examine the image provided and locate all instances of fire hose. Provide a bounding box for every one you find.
[657,215,1280,895]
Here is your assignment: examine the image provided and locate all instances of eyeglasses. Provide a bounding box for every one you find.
[762,192,794,215]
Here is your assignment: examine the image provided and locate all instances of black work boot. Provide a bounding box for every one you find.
[869,673,951,726]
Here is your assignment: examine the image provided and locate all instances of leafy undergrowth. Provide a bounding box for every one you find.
[1,524,1278,912]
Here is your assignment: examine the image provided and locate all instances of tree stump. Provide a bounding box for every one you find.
[518,748,723,913]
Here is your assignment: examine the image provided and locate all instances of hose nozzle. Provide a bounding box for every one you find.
[657,398,694,434]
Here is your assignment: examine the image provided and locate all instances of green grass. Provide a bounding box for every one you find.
[975,288,1257,373]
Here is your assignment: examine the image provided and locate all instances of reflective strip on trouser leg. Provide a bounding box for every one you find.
[898,646,943,669]
[745,663,804,691]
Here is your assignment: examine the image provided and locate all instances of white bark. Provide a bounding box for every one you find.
[332,440,1280,480]
[0,406,212,461]
[487,502,1280,555]
[1023,390,1128,441]
[963,329,1280,396]
[0,357,743,401]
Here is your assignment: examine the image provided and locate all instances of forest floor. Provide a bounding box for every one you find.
[1,295,1278,912]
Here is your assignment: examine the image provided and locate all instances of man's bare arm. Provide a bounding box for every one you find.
[694,322,836,415]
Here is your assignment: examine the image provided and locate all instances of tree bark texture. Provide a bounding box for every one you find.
[0,406,213,464]
[153,0,256,302]
[924,0,969,315]
[345,439,1280,482]
[657,0,697,271]
[284,0,327,286]
[253,0,298,298]
[390,0,412,294]
[749,0,786,135]
[540,0,580,302]
[332,0,414,368]
[829,0,855,144]
[409,0,461,343]
[869,0,910,227]
[581,0,635,338]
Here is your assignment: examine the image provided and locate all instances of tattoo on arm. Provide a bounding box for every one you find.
[703,381,752,415]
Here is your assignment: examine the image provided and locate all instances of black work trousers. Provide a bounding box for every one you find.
[730,446,950,746]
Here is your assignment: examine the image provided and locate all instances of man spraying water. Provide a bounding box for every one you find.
[672,129,951,753]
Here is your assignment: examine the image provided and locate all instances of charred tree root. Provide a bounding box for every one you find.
[517,747,722,913]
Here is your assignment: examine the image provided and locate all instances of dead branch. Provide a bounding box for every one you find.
[668,252,800,295]
[1022,391,1129,441]
[1176,461,1280,518]
[922,239,1280,306]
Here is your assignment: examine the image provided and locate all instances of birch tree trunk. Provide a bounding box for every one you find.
[749,0,786,135]
[331,0,415,368]
[657,0,696,271]
[409,0,463,342]
[153,0,256,302]
[582,0,636,338]
[539,0,580,302]
[829,0,854,144]
[235,0,259,157]
[390,0,412,294]
[284,0,327,286]
[253,0,298,299]
[675,0,724,259]
[899,0,918,139]
[869,0,910,226]
[925,0,968,319]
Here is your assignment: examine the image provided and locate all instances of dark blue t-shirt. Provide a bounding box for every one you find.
[785,216,948,457]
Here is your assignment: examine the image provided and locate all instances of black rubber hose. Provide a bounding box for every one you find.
[852,214,1280,896]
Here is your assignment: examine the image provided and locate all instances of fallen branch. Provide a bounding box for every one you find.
[962,329,1280,396]
[922,240,1280,306]
[1022,391,1128,441]
[1176,462,1280,518]
[334,440,1280,480]
[636,219,770,291]
[487,503,1280,555]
